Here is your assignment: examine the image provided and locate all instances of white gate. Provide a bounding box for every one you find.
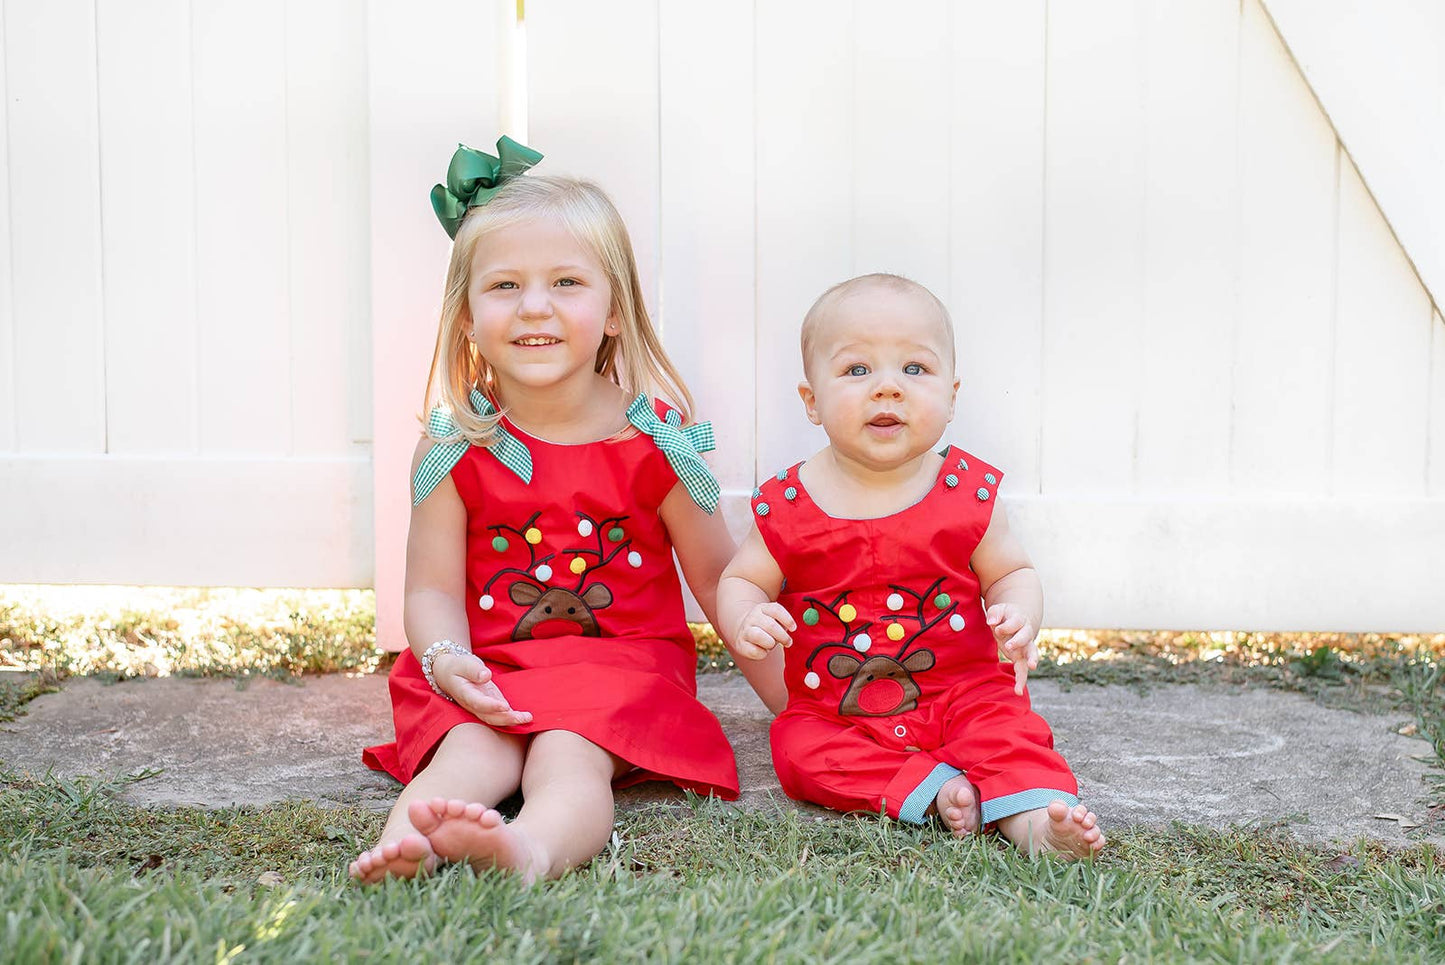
[2,1,1442,642]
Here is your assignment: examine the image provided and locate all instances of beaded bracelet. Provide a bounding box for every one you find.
[420,639,472,700]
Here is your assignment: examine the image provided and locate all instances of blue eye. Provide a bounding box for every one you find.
[904,362,925,375]
[493,280,517,290]
[556,277,578,287]
[845,364,869,377]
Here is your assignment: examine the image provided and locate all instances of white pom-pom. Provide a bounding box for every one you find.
[535,564,553,582]
[578,519,594,537]
[949,614,965,632]
[852,633,872,652]
[478,594,494,611]
[804,671,820,689]
[627,551,642,568]
[886,592,904,611]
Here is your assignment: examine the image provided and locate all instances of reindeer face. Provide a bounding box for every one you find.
[826,649,936,717]
[508,582,614,641]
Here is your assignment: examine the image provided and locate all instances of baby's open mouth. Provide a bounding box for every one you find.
[868,414,902,427]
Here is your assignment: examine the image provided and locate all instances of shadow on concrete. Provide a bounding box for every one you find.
[0,672,1438,847]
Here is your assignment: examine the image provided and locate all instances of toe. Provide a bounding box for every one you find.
[409,798,442,834]
[1071,804,1089,823]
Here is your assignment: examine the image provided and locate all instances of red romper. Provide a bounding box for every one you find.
[754,447,1078,825]
[364,398,739,800]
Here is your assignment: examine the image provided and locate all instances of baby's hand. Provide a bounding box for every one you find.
[433,652,533,727]
[986,603,1038,696]
[730,603,796,661]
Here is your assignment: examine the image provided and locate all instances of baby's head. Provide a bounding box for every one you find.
[800,273,956,380]
[797,274,959,467]
[425,174,692,435]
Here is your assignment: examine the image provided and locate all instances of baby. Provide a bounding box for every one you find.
[718,273,1104,857]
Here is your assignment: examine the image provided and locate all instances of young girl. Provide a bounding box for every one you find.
[718,273,1105,859]
[352,139,739,883]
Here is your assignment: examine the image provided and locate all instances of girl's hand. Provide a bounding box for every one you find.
[433,652,533,727]
[731,603,796,660]
[986,603,1038,696]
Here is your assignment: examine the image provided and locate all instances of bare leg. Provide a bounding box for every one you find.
[415,730,626,883]
[931,774,981,837]
[350,723,525,883]
[996,801,1106,859]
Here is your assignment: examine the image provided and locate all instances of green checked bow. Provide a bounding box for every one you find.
[430,136,544,239]
[625,395,720,515]
[412,389,534,505]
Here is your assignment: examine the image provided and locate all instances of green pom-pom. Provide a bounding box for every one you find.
[933,592,951,609]
[607,526,625,542]
[492,536,510,553]
[802,607,820,626]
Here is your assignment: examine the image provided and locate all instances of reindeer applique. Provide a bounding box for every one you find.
[478,510,636,641]
[801,577,960,717]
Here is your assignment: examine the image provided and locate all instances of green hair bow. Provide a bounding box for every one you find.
[429,136,544,239]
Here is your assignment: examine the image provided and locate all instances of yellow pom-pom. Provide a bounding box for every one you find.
[886,622,906,641]
[525,527,542,545]
[569,556,587,575]
[838,603,857,622]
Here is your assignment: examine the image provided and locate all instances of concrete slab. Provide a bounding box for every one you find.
[0,672,1438,847]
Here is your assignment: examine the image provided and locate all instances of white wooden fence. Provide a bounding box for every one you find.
[2,1,1442,643]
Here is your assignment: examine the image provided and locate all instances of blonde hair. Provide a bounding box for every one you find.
[800,273,956,377]
[421,175,695,444]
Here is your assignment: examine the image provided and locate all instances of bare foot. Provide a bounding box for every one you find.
[933,774,981,837]
[348,832,436,884]
[410,797,548,884]
[1037,801,1106,858]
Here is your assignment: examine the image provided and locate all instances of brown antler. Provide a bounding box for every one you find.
[559,511,633,591]
[480,511,555,599]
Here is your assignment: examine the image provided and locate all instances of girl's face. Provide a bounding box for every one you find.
[467,214,620,398]
[798,285,959,475]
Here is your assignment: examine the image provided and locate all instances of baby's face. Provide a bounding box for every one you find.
[799,285,959,475]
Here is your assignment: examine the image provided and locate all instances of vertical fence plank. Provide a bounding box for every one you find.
[950,0,1046,489]
[1040,0,1148,495]
[527,0,660,316]
[192,0,290,453]
[1431,311,1445,497]
[658,2,755,498]
[0,0,14,451]
[7,0,105,452]
[1232,0,1337,494]
[370,0,505,648]
[286,0,370,457]
[97,0,197,454]
[1136,0,1239,495]
[1332,158,1432,496]
[754,0,854,474]
[853,0,950,296]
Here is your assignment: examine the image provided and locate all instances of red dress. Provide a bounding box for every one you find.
[363,402,739,800]
[753,447,1077,824]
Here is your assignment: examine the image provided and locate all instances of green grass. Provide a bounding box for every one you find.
[1,771,1443,963]
[3,589,1444,960]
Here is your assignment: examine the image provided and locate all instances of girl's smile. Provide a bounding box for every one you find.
[467,214,619,400]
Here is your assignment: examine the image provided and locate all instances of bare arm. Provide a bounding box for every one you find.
[715,525,791,715]
[658,481,737,631]
[970,503,1043,695]
[404,439,530,726]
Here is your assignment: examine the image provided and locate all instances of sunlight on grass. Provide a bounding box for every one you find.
[1,773,1441,962]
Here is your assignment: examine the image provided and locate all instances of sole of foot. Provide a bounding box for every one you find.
[349,832,437,884]
[1039,800,1106,859]
[410,797,545,884]
[935,774,982,838]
